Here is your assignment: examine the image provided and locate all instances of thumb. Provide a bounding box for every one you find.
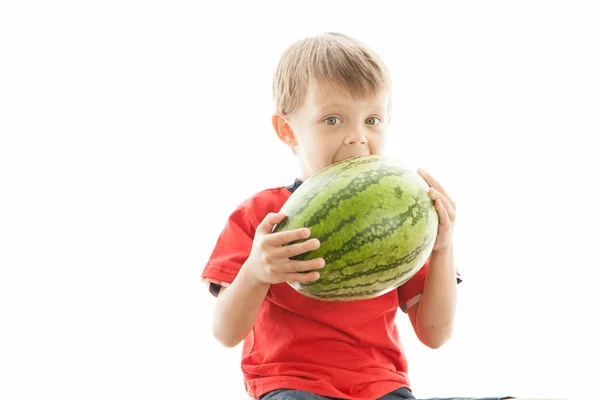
[256,212,286,234]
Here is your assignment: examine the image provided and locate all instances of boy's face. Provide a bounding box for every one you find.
[273,81,391,181]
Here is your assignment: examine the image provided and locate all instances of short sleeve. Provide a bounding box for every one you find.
[397,257,463,313]
[201,204,256,297]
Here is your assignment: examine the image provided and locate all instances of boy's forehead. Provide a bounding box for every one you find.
[308,82,388,110]
[307,83,387,106]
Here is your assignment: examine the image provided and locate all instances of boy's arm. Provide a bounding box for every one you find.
[210,212,323,348]
[212,261,270,348]
[407,245,457,349]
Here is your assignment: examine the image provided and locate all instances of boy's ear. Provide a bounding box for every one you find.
[272,112,298,147]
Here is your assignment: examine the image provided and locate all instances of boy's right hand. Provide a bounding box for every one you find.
[244,212,325,285]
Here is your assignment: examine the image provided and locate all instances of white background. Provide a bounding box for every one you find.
[1,1,598,399]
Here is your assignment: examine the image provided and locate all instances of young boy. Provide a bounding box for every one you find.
[202,32,514,400]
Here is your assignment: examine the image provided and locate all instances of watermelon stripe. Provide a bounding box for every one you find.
[304,238,434,290]
[282,157,391,220]
[300,168,401,230]
[313,204,428,265]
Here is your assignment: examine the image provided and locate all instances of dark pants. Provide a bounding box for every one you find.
[259,387,514,400]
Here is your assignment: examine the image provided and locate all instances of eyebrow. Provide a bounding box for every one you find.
[319,103,348,109]
[318,103,386,113]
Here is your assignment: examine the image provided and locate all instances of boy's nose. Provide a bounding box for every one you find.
[345,133,368,145]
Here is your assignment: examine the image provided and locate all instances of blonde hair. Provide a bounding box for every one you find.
[272,32,392,116]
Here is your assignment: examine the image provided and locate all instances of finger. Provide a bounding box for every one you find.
[429,188,452,211]
[274,238,320,258]
[257,212,287,234]
[286,270,322,283]
[434,198,451,225]
[420,169,456,209]
[430,188,456,221]
[285,258,326,273]
[419,168,444,194]
[265,226,311,246]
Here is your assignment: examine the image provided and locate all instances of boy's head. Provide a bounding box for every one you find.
[271,32,393,181]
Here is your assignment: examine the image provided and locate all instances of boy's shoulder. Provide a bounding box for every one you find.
[231,181,298,223]
[239,183,293,207]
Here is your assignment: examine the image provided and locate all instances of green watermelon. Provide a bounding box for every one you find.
[273,155,438,301]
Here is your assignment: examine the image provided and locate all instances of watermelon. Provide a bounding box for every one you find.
[273,155,438,301]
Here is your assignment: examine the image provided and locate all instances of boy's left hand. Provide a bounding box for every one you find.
[417,168,456,253]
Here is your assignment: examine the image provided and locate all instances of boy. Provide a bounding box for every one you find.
[201,32,514,400]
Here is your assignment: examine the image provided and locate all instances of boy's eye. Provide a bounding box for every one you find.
[325,116,342,125]
[366,117,382,126]
[325,116,383,126]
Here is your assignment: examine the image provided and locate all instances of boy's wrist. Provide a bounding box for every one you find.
[431,242,453,258]
[239,260,271,291]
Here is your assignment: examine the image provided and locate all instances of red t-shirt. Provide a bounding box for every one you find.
[201,181,461,399]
